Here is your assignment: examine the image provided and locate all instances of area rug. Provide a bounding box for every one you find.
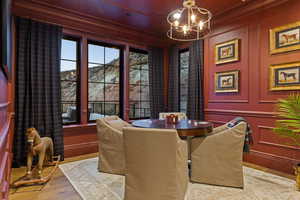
[59,157,300,200]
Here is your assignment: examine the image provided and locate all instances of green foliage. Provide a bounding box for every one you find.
[273,93,300,146]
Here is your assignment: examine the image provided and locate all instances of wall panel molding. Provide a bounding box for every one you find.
[0,109,11,200]
[208,120,227,125]
[258,100,277,104]
[208,99,249,103]
[244,149,299,174]
[0,102,9,109]
[257,125,300,150]
[0,117,10,154]
[205,109,277,118]
[207,25,250,103]
[205,1,300,176]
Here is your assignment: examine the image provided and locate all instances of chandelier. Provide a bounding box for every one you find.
[167,0,212,41]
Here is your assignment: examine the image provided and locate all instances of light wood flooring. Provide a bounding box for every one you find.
[9,153,98,200]
[9,153,295,200]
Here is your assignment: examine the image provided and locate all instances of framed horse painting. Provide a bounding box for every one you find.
[270,21,300,54]
[270,62,300,91]
[215,39,239,65]
[215,70,239,93]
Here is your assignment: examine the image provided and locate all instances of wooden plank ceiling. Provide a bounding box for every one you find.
[21,0,250,36]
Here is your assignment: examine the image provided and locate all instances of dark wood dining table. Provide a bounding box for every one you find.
[131,119,213,137]
[132,119,214,170]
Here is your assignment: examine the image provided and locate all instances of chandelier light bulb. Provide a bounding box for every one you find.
[191,14,196,22]
[199,21,204,30]
[183,25,188,35]
[174,20,179,27]
[183,25,187,31]
[173,12,181,20]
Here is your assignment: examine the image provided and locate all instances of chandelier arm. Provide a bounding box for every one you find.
[167,29,212,41]
[166,8,185,25]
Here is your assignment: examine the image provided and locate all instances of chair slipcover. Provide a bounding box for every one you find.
[123,127,189,200]
[96,116,131,175]
[190,121,247,188]
[159,112,187,120]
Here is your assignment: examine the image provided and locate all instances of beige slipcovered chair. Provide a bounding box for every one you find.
[159,112,187,120]
[96,116,132,175]
[190,121,247,188]
[123,127,189,200]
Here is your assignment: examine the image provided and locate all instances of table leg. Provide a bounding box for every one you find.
[187,136,193,178]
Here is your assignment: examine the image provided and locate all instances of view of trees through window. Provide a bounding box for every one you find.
[88,42,121,121]
[129,50,150,119]
[179,50,189,113]
[60,38,79,124]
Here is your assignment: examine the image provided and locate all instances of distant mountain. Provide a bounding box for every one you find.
[61,52,149,115]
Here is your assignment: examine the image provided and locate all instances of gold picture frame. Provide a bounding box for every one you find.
[215,70,239,93]
[270,62,300,91]
[215,39,239,65]
[270,21,300,54]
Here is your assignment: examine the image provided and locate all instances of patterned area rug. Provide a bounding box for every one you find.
[59,157,300,200]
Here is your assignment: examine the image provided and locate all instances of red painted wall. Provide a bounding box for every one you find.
[204,0,300,174]
[0,70,11,200]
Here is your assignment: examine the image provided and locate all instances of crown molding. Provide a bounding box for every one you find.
[12,0,173,47]
[213,0,291,26]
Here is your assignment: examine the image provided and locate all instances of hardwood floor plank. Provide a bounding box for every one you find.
[10,153,97,200]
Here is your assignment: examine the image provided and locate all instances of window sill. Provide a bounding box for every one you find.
[63,123,96,129]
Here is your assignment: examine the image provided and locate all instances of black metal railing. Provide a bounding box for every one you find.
[129,103,150,119]
[88,101,119,116]
[61,101,150,120]
[61,101,77,113]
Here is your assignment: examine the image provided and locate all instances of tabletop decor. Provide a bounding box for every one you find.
[270,21,300,54]
[269,62,300,91]
[166,114,179,124]
[215,70,239,93]
[166,0,212,41]
[215,39,239,65]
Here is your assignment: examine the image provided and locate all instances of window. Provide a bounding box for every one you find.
[88,42,122,121]
[60,37,80,124]
[179,50,189,113]
[129,49,150,119]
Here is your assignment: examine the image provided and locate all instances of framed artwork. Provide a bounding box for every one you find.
[215,39,239,65]
[214,70,239,93]
[270,21,300,54]
[270,62,300,91]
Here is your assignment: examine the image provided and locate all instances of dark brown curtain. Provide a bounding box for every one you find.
[167,46,180,112]
[148,47,165,118]
[187,40,204,120]
[13,17,64,166]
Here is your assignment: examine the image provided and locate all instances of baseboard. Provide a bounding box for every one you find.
[64,141,98,158]
[243,150,299,175]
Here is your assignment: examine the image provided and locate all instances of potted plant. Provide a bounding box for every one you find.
[273,93,300,190]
